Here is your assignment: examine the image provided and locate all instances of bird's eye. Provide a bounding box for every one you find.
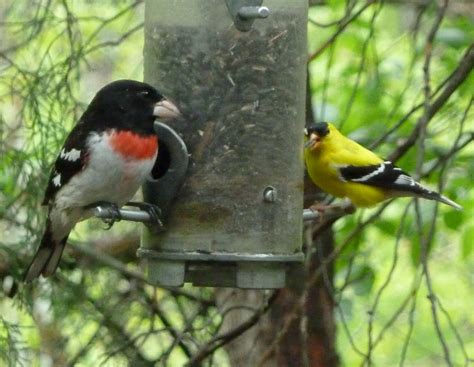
[139,90,150,96]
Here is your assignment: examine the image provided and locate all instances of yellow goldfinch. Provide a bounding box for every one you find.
[304,122,462,210]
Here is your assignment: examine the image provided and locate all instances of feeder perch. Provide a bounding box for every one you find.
[140,0,308,288]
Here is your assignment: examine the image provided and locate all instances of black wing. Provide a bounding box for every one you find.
[338,161,427,195]
[42,123,89,205]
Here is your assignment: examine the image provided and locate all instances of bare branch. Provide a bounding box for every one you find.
[389,43,474,162]
[185,291,279,366]
[308,1,376,62]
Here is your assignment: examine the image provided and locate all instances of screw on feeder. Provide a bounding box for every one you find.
[263,186,277,203]
[238,6,270,20]
[224,0,270,32]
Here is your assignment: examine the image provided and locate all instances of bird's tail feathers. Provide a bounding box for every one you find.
[24,220,69,282]
[434,194,463,210]
[419,188,463,210]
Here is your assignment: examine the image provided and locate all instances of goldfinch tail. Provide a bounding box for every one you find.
[434,194,463,210]
[419,190,462,210]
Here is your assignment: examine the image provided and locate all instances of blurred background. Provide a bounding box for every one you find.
[0,0,472,366]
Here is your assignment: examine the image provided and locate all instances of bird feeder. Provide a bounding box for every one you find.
[139,0,308,288]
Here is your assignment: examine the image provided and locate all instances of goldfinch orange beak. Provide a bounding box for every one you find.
[304,133,321,150]
[153,99,181,120]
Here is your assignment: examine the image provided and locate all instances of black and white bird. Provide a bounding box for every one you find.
[24,80,181,281]
[304,122,462,209]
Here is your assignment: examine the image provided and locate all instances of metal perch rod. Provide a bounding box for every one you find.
[93,206,154,223]
[94,205,322,224]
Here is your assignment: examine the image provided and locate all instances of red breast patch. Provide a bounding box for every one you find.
[110,131,158,160]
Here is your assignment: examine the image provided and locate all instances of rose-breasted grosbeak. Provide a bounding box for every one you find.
[24,80,181,282]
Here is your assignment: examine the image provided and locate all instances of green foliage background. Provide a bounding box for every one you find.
[0,0,473,366]
[307,2,473,365]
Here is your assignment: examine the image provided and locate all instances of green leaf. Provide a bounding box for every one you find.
[355,267,375,296]
[338,297,353,319]
[349,264,376,296]
[410,232,436,267]
[461,225,474,259]
[376,219,397,236]
[443,210,464,230]
[436,28,470,49]
[411,239,421,267]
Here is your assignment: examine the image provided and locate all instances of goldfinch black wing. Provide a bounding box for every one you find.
[338,161,417,191]
[338,161,462,209]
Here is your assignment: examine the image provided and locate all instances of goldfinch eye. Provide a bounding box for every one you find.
[140,90,150,96]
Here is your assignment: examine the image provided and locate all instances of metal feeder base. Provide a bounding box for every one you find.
[137,249,304,289]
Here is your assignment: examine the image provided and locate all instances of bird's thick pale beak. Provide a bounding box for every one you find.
[153,99,181,120]
[304,133,320,150]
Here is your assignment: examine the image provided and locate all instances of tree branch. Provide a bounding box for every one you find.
[389,43,474,162]
[308,0,376,62]
[185,291,279,366]
[69,241,216,307]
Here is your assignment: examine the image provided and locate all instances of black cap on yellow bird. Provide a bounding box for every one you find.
[304,122,330,150]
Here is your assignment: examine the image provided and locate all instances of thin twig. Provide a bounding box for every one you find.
[415,2,454,365]
[389,43,474,163]
[308,1,376,62]
[70,242,215,306]
[340,1,383,130]
[365,203,412,366]
[185,291,279,366]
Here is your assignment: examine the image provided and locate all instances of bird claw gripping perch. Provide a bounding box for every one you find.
[125,201,164,233]
[89,202,123,229]
[92,201,164,232]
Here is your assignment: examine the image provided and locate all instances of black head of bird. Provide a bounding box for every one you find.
[304,122,330,150]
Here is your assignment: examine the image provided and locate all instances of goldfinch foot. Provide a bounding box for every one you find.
[309,203,336,214]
